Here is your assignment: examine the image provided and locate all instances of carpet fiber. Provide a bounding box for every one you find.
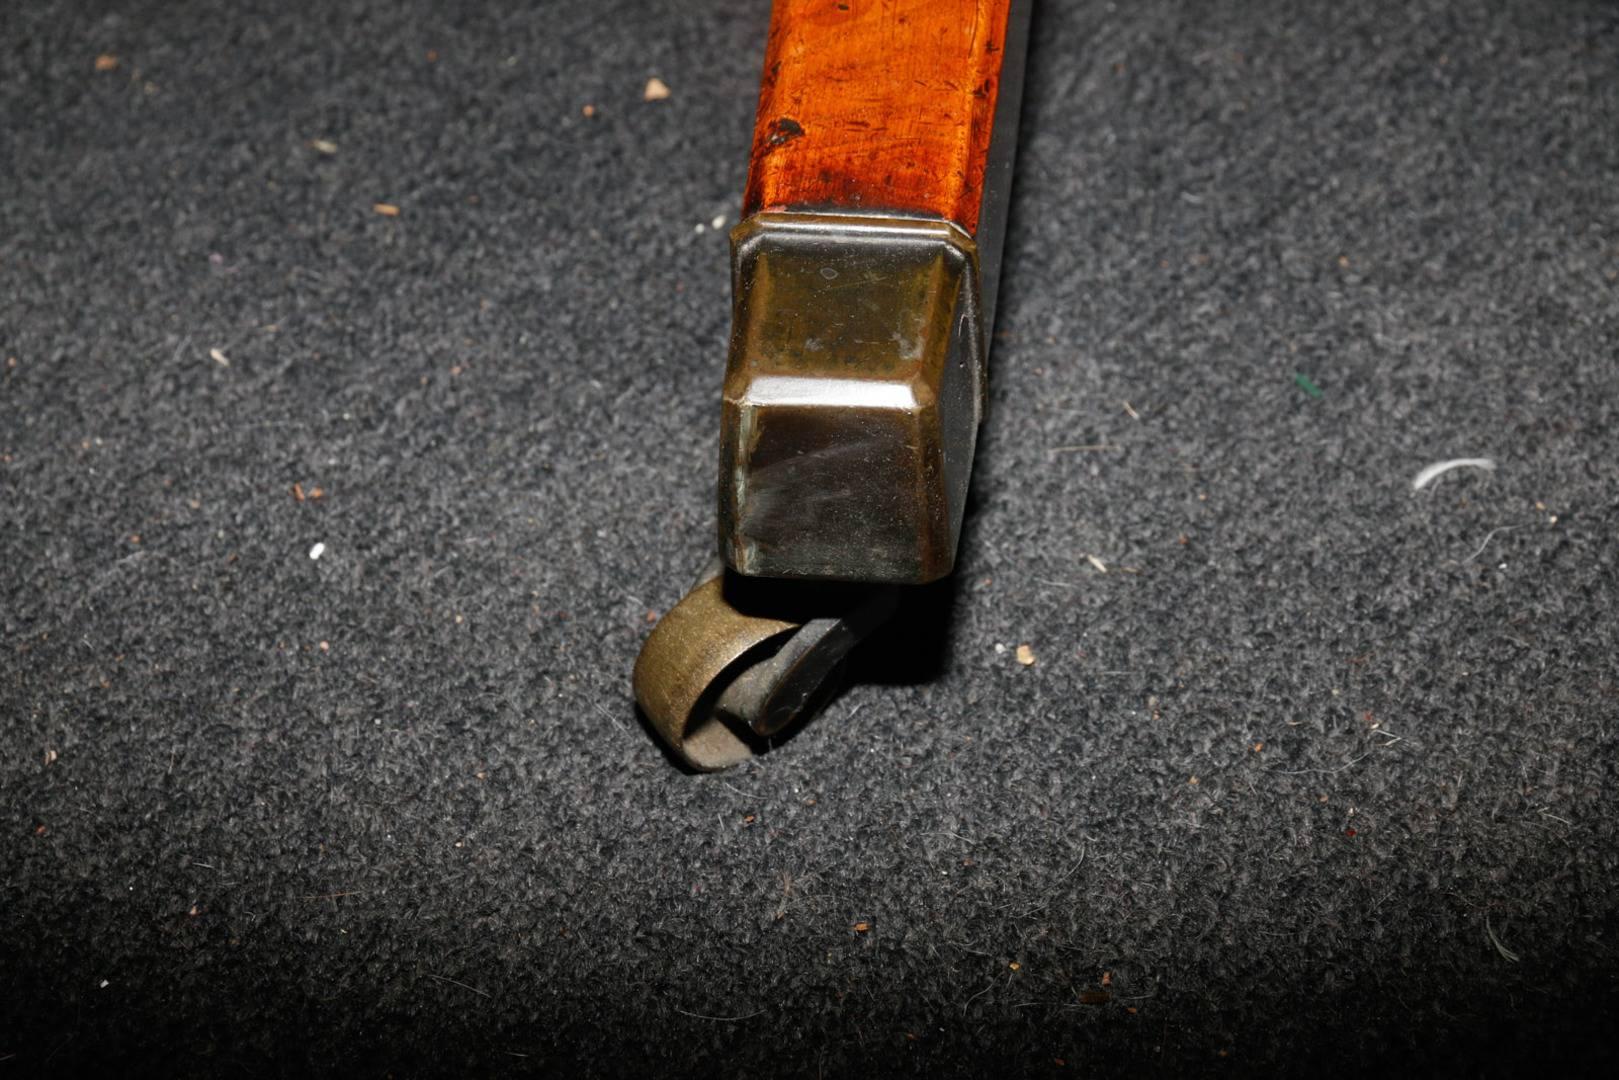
[4,0,1618,1074]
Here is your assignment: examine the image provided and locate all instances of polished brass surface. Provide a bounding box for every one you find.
[719,212,984,585]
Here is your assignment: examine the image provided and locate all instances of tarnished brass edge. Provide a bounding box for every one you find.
[632,562,899,771]
[632,567,798,771]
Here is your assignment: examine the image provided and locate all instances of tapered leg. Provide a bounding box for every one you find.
[635,0,1031,769]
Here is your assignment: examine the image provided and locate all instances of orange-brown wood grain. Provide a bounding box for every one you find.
[742,0,1018,237]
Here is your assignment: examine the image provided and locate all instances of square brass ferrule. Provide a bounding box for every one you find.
[719,211,986,585]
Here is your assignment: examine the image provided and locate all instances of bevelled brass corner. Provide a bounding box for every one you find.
[717,212,985,584]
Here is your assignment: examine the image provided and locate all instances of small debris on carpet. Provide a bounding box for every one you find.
[1412,457,1496,490]
[1486,917,1521,963]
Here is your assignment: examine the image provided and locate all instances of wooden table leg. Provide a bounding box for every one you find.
[635,0,1031,769]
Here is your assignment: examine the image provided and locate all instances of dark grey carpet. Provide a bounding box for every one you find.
[4,0,1617,1074]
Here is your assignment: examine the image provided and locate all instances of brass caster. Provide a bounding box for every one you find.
[629,1,1029,770]
[633,561,898,771]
